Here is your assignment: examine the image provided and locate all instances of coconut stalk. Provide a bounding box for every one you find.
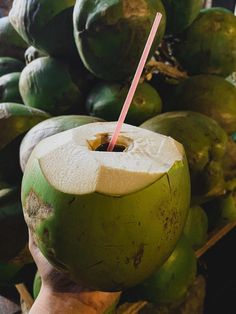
[15,283,34,312]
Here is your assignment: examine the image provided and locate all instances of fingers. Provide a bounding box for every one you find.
[28,228,54,278]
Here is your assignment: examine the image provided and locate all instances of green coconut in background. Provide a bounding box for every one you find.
[162,0,203,35]
[73,0,166,81]
[223,136,236,181]
[22,122,190,291]
[125,236,197,306]
[86,82,162,126]
[175,75,236,135]
[20,115,104,172]
[141,111,228,205]
[0,183,28,264]
[175,8,236,77]
[0,72,22,103]
[19,57,86,115]
[0,103,49,184]
[33,271,42,299]
[183,206,208,249]
[9,0,78,58]
[203,193,236,230]
[25,46,47,65]
[0,16,27,61]
[0,57,24,77]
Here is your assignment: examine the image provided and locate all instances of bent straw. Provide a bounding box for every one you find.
[107,12,162,152]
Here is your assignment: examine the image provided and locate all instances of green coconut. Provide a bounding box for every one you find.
[33,271,42,299]
[175,75,236,135]
[223,137,236,181]
[86,82,162,126]
[0,57,24,77]
[162,0,203,35]
[175,8,236,77]
[19,57,86,115]
[0,16,27,61]
[73,0,166,81]
[183,206,208,250]
[0,182,29,264]
[0,72,22,103]
[0,103,49,184]
[126,236,197,306]
[20,115,104,172]
[22,122,190,291]
[217,194,236,224]
[141,111,228,205]
[203,193,236,230]
[25,46,47,65]
[9,0,77,58]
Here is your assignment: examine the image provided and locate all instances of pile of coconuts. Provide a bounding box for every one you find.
[0,0,236,312]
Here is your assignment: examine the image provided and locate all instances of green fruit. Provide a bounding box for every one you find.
[0,183,28,264]
[219,194,236,223]
[162,0,203,35]
[141,111,228,204]
[0,72,22,103]
[175,75,236,135]
[22,122,190,291]
[175,8,236,77]
[20,115,104,171]
[183,206,208,249]
[0,16,27,60]
[9,0,77,58]
[203,193,236,230]
[223,137,236,181]
[0,103,49,149]
[19,57,85,115]
[0,57,24,77]
[33,271,42,299]
[25,46,47,65]
[128,236,197,306]
[0,103,49,184]
[86,82,162,126]
[73,0,166,81]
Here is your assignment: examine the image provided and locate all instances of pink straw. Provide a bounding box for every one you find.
[107,12,162,152]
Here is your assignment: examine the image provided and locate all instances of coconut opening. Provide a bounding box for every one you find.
[87,133,132,152]
[34,122,185,195]
[95,143,126,152]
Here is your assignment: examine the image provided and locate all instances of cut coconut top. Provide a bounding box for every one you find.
[29,122,184,196]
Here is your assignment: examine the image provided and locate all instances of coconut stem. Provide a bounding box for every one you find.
[15,284,34,311]
[143,60,188,81]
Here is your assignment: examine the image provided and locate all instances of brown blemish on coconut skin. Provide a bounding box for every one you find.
[123,0,149,18]
[24,189,54,240]
[133,243,145,268]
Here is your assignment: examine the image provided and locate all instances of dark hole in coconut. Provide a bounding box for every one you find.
[95,142,126,152]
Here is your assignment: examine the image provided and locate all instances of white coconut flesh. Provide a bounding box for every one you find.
[29,122,184,196]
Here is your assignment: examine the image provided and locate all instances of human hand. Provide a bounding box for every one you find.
[28,231,121,314]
